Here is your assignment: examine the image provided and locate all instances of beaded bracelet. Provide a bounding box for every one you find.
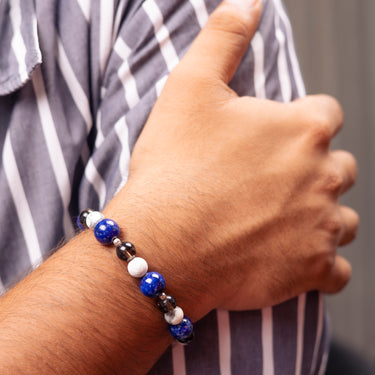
[77,209,194,344]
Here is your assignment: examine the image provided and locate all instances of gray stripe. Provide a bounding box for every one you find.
[260,0,285,102]
[0,181,31,284]
[20,0,40,73]
[148,347,174,375]
[57,0,91,101]
[301,291,319,374]
[9,83,65,251]
[157,0,202,58]
[230,46,257,96]
[273,297,298,375]
[88,2,104,114]
[277,5,300,101]
[230,310,263,375]
[185,310,221,374]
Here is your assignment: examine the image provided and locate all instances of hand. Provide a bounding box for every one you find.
[108,0,358,320]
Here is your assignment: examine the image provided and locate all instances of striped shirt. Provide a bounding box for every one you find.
[0,0,329,373]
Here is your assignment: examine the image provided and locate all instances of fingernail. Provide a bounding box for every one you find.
[226,0,260,11]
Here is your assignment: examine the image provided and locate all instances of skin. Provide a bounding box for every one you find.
[0,0,358,373]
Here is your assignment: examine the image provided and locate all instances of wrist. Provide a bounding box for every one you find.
[104,184,217,322]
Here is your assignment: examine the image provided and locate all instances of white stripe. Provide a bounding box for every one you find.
[317,351,328,375]
[9,0,28,83]
[0,277,5,296]
[3,133,42,265]
[273,0,306,97]
[76,0,91,22]
[217,309,232,375]
[84,159,107,209]
[156,75,168,97]
[113,37,131,61]
[56,37,92,133]
[99,0,114,77]
[251,32,266,99]
[310,293,324,374]
[56,38,104,207]
[114,38,140,109]
[172,341,187,375]
[253,21,275,374]
[95,95,105,148]
[262,307,275,375]
[31,68,74,239]
[114,117,130,191]
[143,0,180,73]
[86,106,106,209]
[112,0,126,44]
[273,9,292,103]
[31,12,42,62]
[295,293,306,375]
[189,0,209,29]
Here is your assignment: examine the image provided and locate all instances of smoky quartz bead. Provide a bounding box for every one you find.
[157,295,177,313]
[116,242,136,261]
[77,209,92,230]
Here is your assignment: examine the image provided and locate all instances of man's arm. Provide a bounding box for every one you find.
[0,0,358,373]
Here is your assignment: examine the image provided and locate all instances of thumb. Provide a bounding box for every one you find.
[180,0,262,84]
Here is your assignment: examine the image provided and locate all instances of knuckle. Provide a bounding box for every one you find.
[309,244,334,276]
[352,211,360,231]
[326,95,344,124]
[308,115,332,144]
[323,215,342,236]
[345,152,358,181]
[318,255,335,277]
[323,170,344,194]
[329,263,352,294]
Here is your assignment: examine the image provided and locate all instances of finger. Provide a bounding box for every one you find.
[319,255,352,294]
[330,150,358,195]
[338,206,359,246]
[291,95,344,143]
[180,0,262,84]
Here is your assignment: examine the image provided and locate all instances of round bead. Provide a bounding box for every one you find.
[94,218,120,244]
[112,237,121,247]
[164,306,184,325]
[77,209,92,230]
[139,272,166,297]
[86,211,104,229]
[169,317,194,341]
[116,242,136,261]
[127,257,148,278]
[157,295,177,313]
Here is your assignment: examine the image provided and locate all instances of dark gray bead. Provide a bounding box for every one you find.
[157,295,176,313]
[77,209,92,230]
[116,242,136,261]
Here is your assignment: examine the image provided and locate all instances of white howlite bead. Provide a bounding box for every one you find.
[86,211,104,229]
[164,306,184,325]
[127,257,148,278]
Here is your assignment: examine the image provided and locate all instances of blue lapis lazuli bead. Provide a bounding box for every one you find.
[94,218,120,245]
[169,316,194,341]
[139,272,166,297]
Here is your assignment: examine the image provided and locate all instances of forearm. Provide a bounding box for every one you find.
[0,192,194,374]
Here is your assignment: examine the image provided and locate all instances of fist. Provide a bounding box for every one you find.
[109,0,358,320]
